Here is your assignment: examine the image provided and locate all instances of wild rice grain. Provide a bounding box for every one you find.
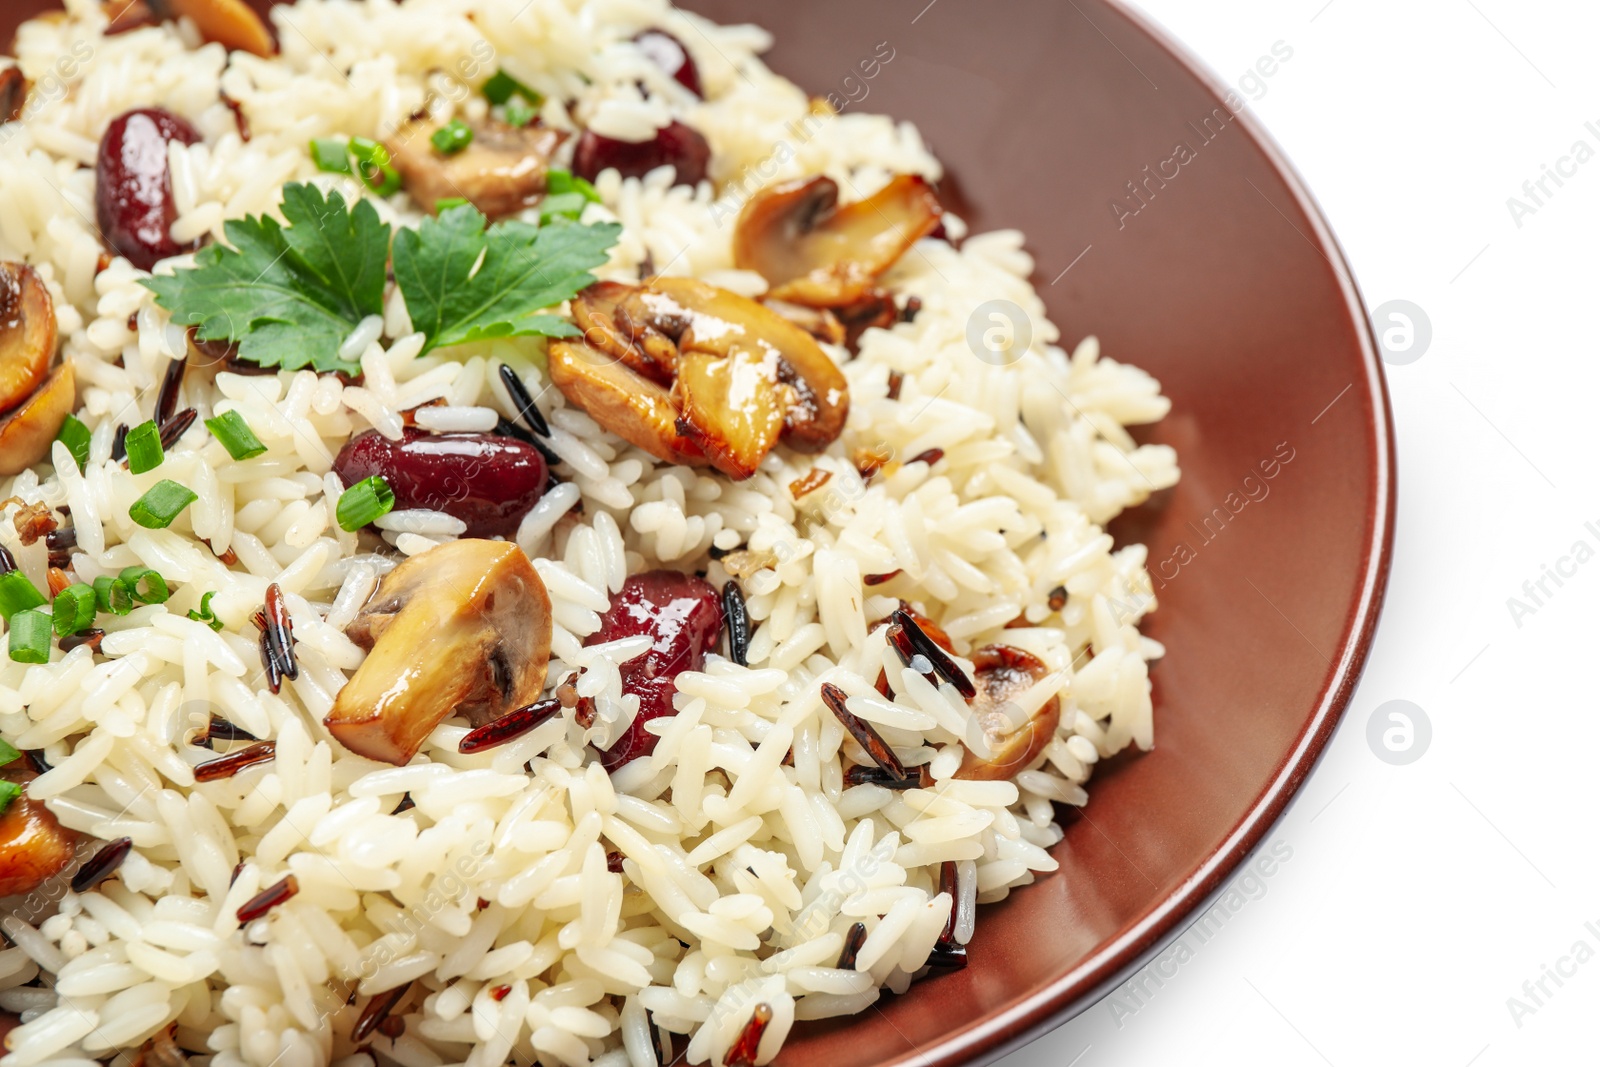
[236,874,299,923]
[844,765,930,791]
[352,981,411,1042]
[889,611,976,699]
[498,364,551,438]
[457,698,562,753]
[158,408,198,451]
[58,628,104,654]
[193,741,277,783]
[862,570,901,587]
[155,356,186,425]
[70,837,134,893]
[836,923,869,970]
[722,580,750,667]
[264,583,298,681]
[722,1002,772,1067]
[820,683,906,782]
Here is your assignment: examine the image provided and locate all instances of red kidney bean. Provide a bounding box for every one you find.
[331,428,550,538]
[634,29,702,97]
[95,108,201,271]
[572,120,710,188]
[588,571,723,769]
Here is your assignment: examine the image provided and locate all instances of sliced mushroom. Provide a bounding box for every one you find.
[0,263,55,417]
[325,539,553,766]
[387,118,567,221]
[733,175,943,308]
[552,277,850,475]
[548,339,706,466]
[645,276,849,453]
[0,766,80,898]
[672,347,786,479]
[0,363,74,478]
[762,297,845,346]
[954,645,1062,781]
[147,0,276,57]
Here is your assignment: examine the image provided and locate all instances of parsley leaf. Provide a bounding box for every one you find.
[393,205,621,355]
[143,184,391,375]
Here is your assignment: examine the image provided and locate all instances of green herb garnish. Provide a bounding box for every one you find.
[51,583,96,637]
[545,169,600,203]
[350,137,400,196]
[119,567,170,606]
[205,410,267,460]
[0,779,21,816]
[0,572,46,621]
[8,609,51,664]
[503,97,538,128]
[310,137,352,174]
[336,476,395,531]
[93,574,134,615]
[187,590,224,632]
[431,120,474,156]
[392,206,620,354]
[144,182,619,375]
[0,740,19,768]
[124,420,164,474]
[56,415,91,471]
[482,69,541,106]
[129,480,198,530]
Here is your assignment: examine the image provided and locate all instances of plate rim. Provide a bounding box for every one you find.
[898,3,1398,1064]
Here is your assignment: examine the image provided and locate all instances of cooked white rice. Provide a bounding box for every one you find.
[0,1,1180,1065]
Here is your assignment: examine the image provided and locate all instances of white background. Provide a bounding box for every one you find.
[1002,1,1600,1064]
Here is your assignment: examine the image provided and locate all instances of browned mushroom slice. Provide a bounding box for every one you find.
[548,339,706,466]
[0,363,74,478]
[733,175,943,308]
[953,645,1062,781]
[149,0,277,57]
[325,539,554,766]
[762,297,845,346]
[572,281,676,385]
[0,263,55,416]
[0,766,79,897]
[388,118,566,221]
[672,347,786,480]
[646,276,848,452]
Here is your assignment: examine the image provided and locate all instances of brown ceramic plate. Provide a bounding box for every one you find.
[1,1,1394,1064]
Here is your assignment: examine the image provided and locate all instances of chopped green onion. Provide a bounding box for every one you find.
[350,137,401,197]
[119,566,170,606]
[336,475,395,532]
[124,420,164,474]
[482,70,541,106]
[0,739,20,768]
[545,169,600,203]
[310,137,352,174]
[434,197,470,212]
[56,415,91,471]
[0,572,46,621]
[204,410,267,460]
[503,97,538,128]
[187,590,224,632]
[51,583,96,637]
[0,779,21,816]
[430,120,474,156]
[129,480,198,530]
[539,192,590,223]
[93,575,134,616]
[8,609,51,664]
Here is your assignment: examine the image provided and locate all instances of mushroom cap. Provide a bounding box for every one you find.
[0,262,55,416]
[152,0,275,56]
[0,765,79,898]
[387,118,566,221]
[733,174,943,308]
[954,645,1063,781]
[0,362,74,478]
[324,539,554,766]
[548,338,707,467]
